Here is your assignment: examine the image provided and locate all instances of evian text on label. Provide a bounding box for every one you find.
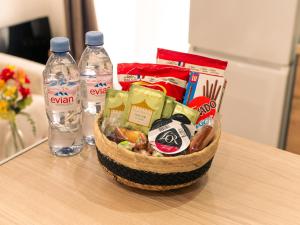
[50,96,74,104]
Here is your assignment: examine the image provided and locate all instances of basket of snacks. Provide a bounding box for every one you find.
[95,49,227,191]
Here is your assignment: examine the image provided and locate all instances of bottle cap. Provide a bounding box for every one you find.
[50,37,70,53]
[85,31,104,46]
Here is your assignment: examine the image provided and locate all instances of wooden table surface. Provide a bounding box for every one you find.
[0,133,300,225]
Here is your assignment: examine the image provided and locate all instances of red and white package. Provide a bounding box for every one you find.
[117,63,190,101]
[157,48,228,127]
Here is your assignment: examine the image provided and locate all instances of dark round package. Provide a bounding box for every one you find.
[170,113,191,124]
[148,119,191,156]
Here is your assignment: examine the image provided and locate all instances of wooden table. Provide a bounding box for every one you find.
[0,133,300,225]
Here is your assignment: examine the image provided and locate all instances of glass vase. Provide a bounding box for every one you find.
[3,121,25,157]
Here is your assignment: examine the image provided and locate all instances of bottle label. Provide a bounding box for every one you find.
[47,83,79,107]
[85,75,113,101]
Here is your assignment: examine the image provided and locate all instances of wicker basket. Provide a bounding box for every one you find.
[94,115,221,191]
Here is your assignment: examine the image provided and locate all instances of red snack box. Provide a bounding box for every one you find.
[157,48,228,127]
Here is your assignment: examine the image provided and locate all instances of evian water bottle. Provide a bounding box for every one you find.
[79,31,113,145]
[43,37,84,156]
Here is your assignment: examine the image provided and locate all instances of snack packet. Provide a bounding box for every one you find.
[188,114,220,153]
[122,85,165,134]
[172,102,200,124]
[171,113,197,136]
[156,48,228,127]
[115,127,147,150]
[103,89,128,120]
[100,116,123,143]
[148,118,191,155]
[161,96,176,118]
[171,113,192,124]
[117,63,190,102]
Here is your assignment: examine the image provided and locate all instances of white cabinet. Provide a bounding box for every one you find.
[189,0,299,147]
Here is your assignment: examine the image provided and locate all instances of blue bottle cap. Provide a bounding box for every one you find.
[85,31,104,46]
[50,37,70,53]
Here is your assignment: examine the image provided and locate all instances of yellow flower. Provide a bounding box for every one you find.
[7,65,16,71]
[4,86,17,98]
[0,100,8,113]
[0,79,5,90]
[14,69,26,84]
[0,100,15,121]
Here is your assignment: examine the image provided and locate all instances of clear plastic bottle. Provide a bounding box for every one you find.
[43,37,84,156]
[78,31,113,145]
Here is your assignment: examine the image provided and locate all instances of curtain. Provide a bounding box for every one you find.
[64,0,98,60]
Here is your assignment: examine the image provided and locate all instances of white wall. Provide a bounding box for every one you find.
[0,0,67,36]
[94,0,190,64]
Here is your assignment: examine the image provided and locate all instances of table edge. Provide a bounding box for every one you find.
[0,138,48,166]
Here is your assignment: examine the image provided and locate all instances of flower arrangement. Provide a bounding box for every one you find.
[0,65,36,150]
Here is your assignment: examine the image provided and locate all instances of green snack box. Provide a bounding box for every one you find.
[123,85,165,134]
[172,102,200,124]
[161,96,176,118]
[103,89,128,120]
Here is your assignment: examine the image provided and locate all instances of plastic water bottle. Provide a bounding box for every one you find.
[43,37,84,156]
[78,31,113,145]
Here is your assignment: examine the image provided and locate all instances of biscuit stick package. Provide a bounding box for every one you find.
[117,63,190,102]
[157,48,228,128]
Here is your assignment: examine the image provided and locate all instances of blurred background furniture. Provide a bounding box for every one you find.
[286,45,300,154]
[0,0,67,159]
[0,17,51,64]
[0,53,48,159]
[0,0,67,38]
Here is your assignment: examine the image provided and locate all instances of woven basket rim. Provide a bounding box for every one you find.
[95,114,220,161]
[94,113,220,173]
